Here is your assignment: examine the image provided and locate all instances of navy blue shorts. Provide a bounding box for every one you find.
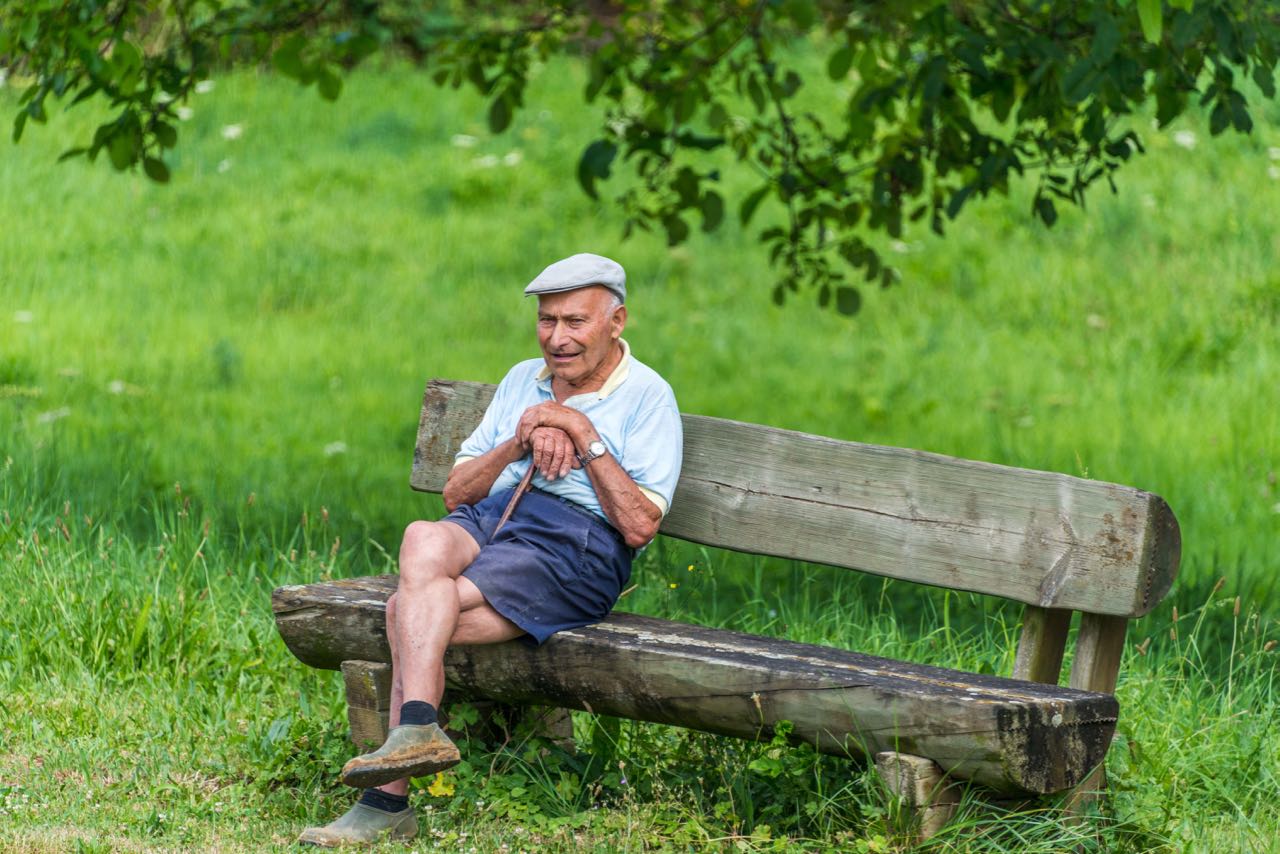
[442,487,634,645]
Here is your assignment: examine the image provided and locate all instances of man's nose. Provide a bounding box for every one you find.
[549,322,570,347]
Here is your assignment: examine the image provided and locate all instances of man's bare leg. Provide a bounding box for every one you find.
[393,520,481,707]
[372,537,523,796]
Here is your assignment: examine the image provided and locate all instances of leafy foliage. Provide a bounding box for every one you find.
[2,1,1278,308]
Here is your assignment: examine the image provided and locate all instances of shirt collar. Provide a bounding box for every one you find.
[535,338,632,400]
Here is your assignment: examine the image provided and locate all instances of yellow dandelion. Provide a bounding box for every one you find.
[669,582,678,589]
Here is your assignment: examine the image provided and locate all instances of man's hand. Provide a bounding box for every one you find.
[527,426,580,481]
[516,401,593,448]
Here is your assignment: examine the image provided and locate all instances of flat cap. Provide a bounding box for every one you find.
[523,253,626,304]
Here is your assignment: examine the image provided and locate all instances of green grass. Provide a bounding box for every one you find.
[1,57,1278,851]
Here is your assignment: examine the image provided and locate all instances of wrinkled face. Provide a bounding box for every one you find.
[537,286,626,387]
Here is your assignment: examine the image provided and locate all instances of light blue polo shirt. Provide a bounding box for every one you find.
[455,339,683,522]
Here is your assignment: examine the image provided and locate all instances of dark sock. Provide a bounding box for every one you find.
[398,700,438,726]
[358,788,409,813]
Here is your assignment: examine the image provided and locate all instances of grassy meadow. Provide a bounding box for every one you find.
[1,56,1279,852]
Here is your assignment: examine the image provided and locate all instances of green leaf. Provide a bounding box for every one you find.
[127,595,154,658]
[576,139,617,199]
[835,286,861,315]
[740,184,770,226]
[1089,16,1122,66]
[317,68,342,101]
[12,110,27,144]
[1033,194,1057,226]
[1137,0,1163,45]
[1229,91,1252,132]
[488,95,512,133]
[272,35,306,80]
[746,76,766,113]
[700,191,724,232]
[57,147,88,162]
[107,130,135,170]
[143,156,170,183]
[673,167,700,206]
[827,46,854,81]
[1209,100,1230,135]
[153,121,177,149]
[1252,64,1276,99]
[662,213,689,247]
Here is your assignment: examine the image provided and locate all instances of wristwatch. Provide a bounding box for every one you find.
[578,439,609,466]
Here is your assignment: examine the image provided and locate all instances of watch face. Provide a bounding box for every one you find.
[589,440,607,457]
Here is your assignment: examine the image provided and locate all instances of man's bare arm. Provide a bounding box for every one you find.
[444,426,581,511]
[442,437,525,511]
[516,402,662,549]
[578,450,663,549]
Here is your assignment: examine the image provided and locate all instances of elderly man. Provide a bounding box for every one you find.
[300,253,683,846]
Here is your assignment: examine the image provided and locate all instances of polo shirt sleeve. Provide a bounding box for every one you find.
[455,368,519,465]
[623,401,683,516]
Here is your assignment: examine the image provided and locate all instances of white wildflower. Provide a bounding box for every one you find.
[1269,165,1280,181]
[107,380,126,395]
[890,240,910,254]
[217,158,233,174]
[36,407,71,424]
[175,106,194,121]
[1268,147,1280,161]
[451,134,478,148]
[221,124,243,140]
[503,150,523,166]
[1173,130,1197,150]
[195,80,215,94]
[473,154,499,168]
[13,310,33,323]
[324,441,348,457]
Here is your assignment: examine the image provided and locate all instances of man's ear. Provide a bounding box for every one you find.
[611,305,627,338]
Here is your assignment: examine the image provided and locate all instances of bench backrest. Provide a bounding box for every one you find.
[412,380,1180,621]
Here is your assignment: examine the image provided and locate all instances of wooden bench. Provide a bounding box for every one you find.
[273,378,1181,837]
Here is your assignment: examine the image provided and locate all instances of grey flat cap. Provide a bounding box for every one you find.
[524,253,626,303]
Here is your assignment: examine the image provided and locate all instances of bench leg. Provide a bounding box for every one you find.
[1064,613,1128,817]
[341,660,393,751]
[339,660,574,753]
[874,752,960,841]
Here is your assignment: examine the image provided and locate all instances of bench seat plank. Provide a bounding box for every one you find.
[273,576,1118,795]
[411,380,1180,618]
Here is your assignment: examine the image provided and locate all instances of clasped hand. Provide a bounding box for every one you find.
[515,402,591,481]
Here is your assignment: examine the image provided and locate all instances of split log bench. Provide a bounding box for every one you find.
[273,378,1181,837]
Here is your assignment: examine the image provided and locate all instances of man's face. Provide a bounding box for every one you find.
[537,286,626,386]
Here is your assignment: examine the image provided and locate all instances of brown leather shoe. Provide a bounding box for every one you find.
[339,723,461,789]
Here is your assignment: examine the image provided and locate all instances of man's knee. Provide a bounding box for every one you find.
[398,520,470,589]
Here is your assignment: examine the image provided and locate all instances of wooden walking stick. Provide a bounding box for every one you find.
[491,459,536,540]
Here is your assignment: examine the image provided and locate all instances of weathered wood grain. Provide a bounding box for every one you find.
[1064,612,1130,812]
[1068,613,1128,695]
[1012,606,1072,684]
[341,660,392,751]
[411,380,1180,618]
[274,577,1118,795]
[875,752,961,840]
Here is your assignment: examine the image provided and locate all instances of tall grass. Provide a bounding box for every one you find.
[1,57,1278,850]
